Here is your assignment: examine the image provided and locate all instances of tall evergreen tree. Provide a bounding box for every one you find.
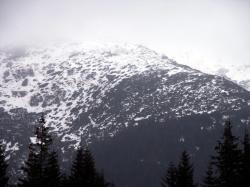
[212,120,242,187]
[18,115,53,187]
[0,142,8,187]
[70,146,111,187]
[70,147,97,187]
[70,147,86,186]
[82,147,97,187]
[161,162,177,187]
[18,144,42,187]
[176,151,196,187]
[35,115,52,165]
[240,129,250,187]
[202,162,217,187]
[44,151,61,187]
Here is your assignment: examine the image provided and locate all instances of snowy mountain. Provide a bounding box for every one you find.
[0,43,249,144]
[0,43,250,186]
[214,65,250,91]
[176,58,250,91]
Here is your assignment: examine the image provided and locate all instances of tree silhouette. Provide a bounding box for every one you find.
[44,151,61,187]
[18,144,42,187]
[176,151,196,187]
[81,147,97,186]
[161,162,177,187]
[240,129,250,187]
[0,142,8,187]
[162,151,196,187]
[18,115,55,187]
[70,146,111,187]
[202,162,217,187]
[69,147,86,186]
[212,120,242,187]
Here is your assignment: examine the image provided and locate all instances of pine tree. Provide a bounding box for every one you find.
[35,115,52,165]
[240,129,250,187]
[176,151,196,187]
[202,162,217,187]
[0,142,8,187]
[69,147,86,186]
[212,120,242,187]
[18,144,42,187]
[44,151,61,187]
[70,147,97,187]
[82,147,97,187]
[18,115,53,187]
[70,147,111,187]
[161,162,177,187]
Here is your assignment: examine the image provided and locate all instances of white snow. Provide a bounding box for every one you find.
[134,115,151,121]
[0,42,249,145]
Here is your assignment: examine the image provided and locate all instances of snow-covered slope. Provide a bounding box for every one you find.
[0,43,250,146]
[214,65,250,91]
[1,43,250,185]
[176,58,250,91]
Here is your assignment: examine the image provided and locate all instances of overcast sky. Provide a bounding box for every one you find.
[0,0,249,69]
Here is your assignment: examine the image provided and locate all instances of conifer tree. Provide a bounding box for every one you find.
[44,151,61,187]
[176,151,196,187]
[18,115,53,187]
[18,144,42,187]
[70,146,111,187]
[70,147,97,187]
[161,162,177,187]
[212,120,242,187]
[35,115,52,165]
[202,162,217,187]
[70,147,86,186]
[240,129,250,187]
[82,147,97,187]
[0,142,8,187]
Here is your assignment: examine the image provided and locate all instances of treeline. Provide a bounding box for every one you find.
[161,121,250,187]
[1,118,250,187]
[0,115,113,187]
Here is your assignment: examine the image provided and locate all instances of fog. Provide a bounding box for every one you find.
[0,0,249,68]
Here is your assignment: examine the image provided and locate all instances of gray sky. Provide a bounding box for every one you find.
[0,0,249,68]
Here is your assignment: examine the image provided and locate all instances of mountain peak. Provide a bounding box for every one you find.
[0,42,249,146]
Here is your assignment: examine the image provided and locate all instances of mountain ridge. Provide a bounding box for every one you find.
[1,43,249,145]
[1,43,250,186]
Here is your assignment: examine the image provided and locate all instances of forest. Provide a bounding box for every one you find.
[0,116,250,187]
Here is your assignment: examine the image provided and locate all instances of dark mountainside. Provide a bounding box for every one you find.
[0,43,250,186]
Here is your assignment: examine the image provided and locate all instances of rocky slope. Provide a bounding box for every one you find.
[0,43,250,186]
